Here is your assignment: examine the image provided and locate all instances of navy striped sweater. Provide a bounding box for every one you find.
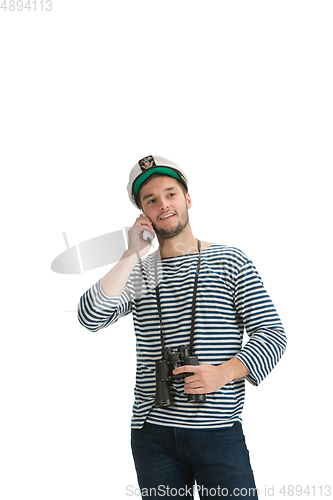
[78,244,286,429]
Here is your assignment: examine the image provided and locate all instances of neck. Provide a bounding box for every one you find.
[156,225,199,258]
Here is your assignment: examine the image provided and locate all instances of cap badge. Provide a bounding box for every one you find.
[139,155,156,171]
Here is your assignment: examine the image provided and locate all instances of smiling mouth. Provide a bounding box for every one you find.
[159,213,175,221]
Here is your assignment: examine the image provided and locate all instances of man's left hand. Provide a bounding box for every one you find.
[173,358,250,394]
[173,362,231,394]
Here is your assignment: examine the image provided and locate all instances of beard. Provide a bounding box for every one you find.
[153,209,189,240]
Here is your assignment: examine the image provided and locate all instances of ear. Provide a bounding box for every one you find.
[186,192,192,210]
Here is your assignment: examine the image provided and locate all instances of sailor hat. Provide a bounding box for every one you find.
[127,155,189,208]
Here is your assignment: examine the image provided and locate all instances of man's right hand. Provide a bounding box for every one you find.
[100,214,156,297]
[127,214,156,259]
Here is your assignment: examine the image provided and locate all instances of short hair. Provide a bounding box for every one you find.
[137,173,188,210]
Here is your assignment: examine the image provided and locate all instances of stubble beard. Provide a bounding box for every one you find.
[153,209,189,240]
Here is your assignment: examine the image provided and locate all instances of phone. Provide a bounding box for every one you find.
[141,211,155,242]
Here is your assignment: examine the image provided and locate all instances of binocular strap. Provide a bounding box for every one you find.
[154,239,202,356]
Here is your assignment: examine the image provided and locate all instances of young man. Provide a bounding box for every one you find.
[78,155,287,499]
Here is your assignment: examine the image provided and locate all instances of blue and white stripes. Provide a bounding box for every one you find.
[78,244,286,429]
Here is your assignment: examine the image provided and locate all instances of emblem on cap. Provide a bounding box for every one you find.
[139,155,156,171]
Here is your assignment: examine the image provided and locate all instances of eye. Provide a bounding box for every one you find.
[147,199,155,204]
[168,193,175,197]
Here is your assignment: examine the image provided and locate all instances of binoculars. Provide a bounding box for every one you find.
[155,345,206,407]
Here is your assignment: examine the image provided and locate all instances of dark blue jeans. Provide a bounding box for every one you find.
[131,422,258,499]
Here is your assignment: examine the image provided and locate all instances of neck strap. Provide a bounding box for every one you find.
[154,239,201,356]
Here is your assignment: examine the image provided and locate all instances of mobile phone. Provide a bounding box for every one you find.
[141,211,155,242]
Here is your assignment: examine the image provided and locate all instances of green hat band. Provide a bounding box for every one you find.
[133,167,181,197]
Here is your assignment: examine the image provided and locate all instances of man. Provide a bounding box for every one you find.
[78,155,287,499]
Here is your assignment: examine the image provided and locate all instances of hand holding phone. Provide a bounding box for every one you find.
[141,211,155,242]
[127,212,156,259]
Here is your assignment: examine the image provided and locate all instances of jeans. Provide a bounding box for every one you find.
[131,422,258,499]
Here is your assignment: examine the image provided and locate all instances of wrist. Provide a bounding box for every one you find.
[219,357,249,383]
[123,249,140,263]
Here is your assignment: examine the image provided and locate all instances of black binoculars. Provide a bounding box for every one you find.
[155,345,206,407]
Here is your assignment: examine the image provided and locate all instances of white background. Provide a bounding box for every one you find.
[1,1,332,499]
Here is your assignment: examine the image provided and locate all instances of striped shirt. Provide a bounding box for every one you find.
[78,244,286,429]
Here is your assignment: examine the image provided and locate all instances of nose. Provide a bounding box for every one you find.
[158,196,170,212]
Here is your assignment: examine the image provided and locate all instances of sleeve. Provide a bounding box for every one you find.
[77,279,132,332]
[233,260,287,386]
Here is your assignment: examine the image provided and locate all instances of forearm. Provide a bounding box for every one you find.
[234,260,287,385]
[100,250,140,297]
